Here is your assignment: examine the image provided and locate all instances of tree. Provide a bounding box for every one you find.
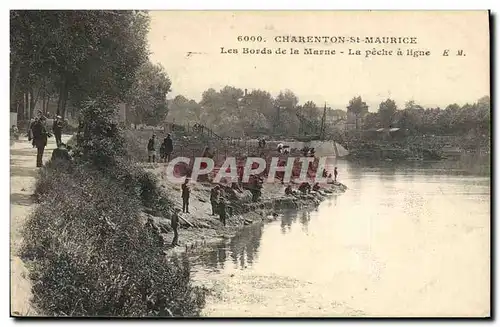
[404,100,424,111]
[378,99,398,128]
[127,62,172,125]
[362,112,379,129]
[347,96,368,130]
[167,95,202,125]
[10,10,150,119]
[274,90,300,135]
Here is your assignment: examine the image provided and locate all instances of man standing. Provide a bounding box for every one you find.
[219,198,227,226]
[210,185,221,215]
[52,115,64,147]
[181,178,190,213]
[171,209,180,246]
[147,134,156,163]
[31,116,50,167]
[165,133,173,162]
[334,167,338,183]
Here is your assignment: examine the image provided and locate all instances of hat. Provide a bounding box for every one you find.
[56,115,62,119]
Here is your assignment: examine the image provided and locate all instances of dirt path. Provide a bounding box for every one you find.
[10,135,70,316]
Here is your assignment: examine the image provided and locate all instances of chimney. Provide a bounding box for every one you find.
[244,89,248,96]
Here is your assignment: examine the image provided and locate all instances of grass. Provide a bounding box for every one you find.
[20,98,207,317]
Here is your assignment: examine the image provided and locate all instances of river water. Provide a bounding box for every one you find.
[190,155,490,317]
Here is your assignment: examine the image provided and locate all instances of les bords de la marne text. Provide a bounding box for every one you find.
[220,35,466,58]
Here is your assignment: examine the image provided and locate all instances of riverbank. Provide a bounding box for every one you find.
[343,134,490,162]
[140,165,347,256]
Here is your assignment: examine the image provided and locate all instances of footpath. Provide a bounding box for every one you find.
[10,135,69,316]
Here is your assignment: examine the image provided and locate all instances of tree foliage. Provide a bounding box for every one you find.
[363,96,490,136]
[10,10,151,119]
[378,98,398,128]
[127,62,172,125]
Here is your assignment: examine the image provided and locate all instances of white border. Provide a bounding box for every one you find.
[2,1,497,326]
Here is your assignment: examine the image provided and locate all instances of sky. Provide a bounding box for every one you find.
[147,11,489,112]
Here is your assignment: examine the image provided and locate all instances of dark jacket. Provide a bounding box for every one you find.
[171,212,179,229]
[160,137,173,155]
[165,137,173,153]
[181,183,190,199]
[31,120,48,147]
[52,119,63,134]
[210,188,220,202]
[147,138,156,151]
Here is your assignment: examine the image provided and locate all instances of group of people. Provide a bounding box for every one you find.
[210,185,232,226]
[283,167,339,196]
[192,123,205,134]
[26,111,65,167]
[147,133,174,163]
[301,146,316,157]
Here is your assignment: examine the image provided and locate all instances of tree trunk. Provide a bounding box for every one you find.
[45,95,50,113]
[57,77,69,119]
[42,94,46,115]
[24,92,28,120]
[61,90,69,119]
[10,60,21,112]
[29,89,36,118]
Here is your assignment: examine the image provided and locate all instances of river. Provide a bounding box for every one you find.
[190,155,491,317]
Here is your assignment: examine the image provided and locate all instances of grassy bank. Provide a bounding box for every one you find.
[20,99,207,317]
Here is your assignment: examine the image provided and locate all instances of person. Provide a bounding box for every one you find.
[27,117,38,144]
[334,167,338,183]
[277,143,284,153]
[262,138,266,148]
[31,116,50,167]
[219,198,227,226]
[52,115,64,147]
[171,208,180,246]
[159,134,173,163]
[210,185,220,215]
[181,178,190,213]
[298,182,311,194]
[159,138,167,162]
[285,185,293,195]
[164,133,173,162]
[312,182,321,192]
[147,134,156,163]
[322,168,328,178]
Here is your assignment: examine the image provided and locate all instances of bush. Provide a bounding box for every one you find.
[73,98,127,167]
[22,98,207,316]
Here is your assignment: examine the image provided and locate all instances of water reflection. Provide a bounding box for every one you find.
[299,211,311,234]
[280,210,297,234]
[196,223,265,271]
[191,154,490,317]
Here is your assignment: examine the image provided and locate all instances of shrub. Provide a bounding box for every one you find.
[22,98,207,316]
[73,98,127,168]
